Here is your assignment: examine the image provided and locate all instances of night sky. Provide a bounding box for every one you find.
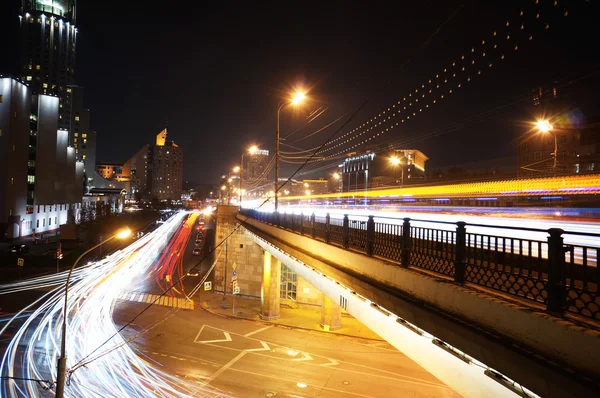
[72,0,599,183]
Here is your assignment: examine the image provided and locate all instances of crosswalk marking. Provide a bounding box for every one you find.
[117,291,194,310]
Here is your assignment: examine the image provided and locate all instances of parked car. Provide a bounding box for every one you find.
[8,244,29,255]
[195,239,203,246]
[192,247,202,255]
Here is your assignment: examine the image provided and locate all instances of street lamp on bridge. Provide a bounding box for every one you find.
[275,90,307,212]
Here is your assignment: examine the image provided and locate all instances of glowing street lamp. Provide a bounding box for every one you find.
[56,227,132,398]
[232,166,240,173]
[240,145,261,208]
[389,156,403,186]
[333,172,340,180]
[535,119,557,170]
[275,89,307,212]
[536,119,553,133]
[291,91,306,106]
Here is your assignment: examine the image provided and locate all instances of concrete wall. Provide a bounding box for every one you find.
[214,205,263,297]
[240,215,600,397]
[296,275,322,307]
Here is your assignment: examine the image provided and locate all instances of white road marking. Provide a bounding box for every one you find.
[245,341,271,352]
[207,351,247,383]
[320,358,339,367]
[194,325,233,344]
[292,352,313,361]
[244,325,272,337]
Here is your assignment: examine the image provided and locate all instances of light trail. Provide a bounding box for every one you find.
[0,211,229,397]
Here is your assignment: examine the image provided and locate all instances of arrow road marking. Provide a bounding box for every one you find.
[194,325,233,344]
[292,351,313,361]
[320,358,340,367]
[245,341,271,352]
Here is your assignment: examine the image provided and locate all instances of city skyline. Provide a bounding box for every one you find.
[19,0,594,184]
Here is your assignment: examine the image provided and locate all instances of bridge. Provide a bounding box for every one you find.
[211,204,600,397]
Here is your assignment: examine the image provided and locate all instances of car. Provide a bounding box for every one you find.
[8,244,29,255]
[195,239,203,246]
[192,248,202,255]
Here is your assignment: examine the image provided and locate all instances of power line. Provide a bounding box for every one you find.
[70,4,465,374]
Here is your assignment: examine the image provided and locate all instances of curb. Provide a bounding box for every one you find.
[199,302,385,342]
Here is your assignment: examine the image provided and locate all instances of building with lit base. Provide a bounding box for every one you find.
[0,77,83,239]
[339,148,428,192]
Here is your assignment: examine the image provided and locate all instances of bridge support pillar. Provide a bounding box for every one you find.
[320,295,342,331]
[260,251,281,320]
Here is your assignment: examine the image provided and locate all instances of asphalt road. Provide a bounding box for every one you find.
[0,212,459,397]
[113,214,459,397]
[113,300,459,398]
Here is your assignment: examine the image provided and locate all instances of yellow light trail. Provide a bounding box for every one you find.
[279,175,600,201]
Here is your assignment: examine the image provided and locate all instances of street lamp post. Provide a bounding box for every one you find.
[239,145,258,207]
[389,156,403,187]
[275,91,306,212]
[56,228,132,398]
[536,119,557,172]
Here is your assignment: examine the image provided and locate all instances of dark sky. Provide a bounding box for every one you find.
[73,0,600,183]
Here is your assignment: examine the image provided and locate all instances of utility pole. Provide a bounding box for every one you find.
[221,227,228,309]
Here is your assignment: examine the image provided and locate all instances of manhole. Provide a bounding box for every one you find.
[264,392,276,397]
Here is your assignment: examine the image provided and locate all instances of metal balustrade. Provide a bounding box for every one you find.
[239,208,600,321]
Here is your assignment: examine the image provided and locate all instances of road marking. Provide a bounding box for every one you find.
[244,325,272,337]
[292,351,313,361]
[245,341,271,352]
[206,351,247,383]
[194,325,233,344]
[117,291,194,310]
[320,358,339,367]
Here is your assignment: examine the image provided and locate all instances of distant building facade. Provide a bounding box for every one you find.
[0,77,83,239]
[339,149,428,192]
[519,85,600,177]
[123,128,183,201]
[96,162,130,182]
[242,149,270,196]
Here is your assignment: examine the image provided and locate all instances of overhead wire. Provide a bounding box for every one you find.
[70,3,470,374]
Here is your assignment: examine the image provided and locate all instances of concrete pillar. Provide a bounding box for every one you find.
[320,295,342,331]
[260,251,281,320]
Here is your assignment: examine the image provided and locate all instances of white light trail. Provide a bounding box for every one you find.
[1,212,228,397]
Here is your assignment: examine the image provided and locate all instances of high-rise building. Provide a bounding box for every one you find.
[123,129,183,201]
[9,1,98,182]
[0,77,83,238]
[243,149,269,195]
[16,1,78,120]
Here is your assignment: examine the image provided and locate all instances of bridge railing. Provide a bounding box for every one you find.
[239,209,599,321]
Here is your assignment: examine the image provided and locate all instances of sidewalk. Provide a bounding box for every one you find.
[196,290,384,341]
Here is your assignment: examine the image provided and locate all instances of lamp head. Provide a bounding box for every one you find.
[291,91,306,106]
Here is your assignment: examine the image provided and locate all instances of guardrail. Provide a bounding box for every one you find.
[239,208,600,321]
